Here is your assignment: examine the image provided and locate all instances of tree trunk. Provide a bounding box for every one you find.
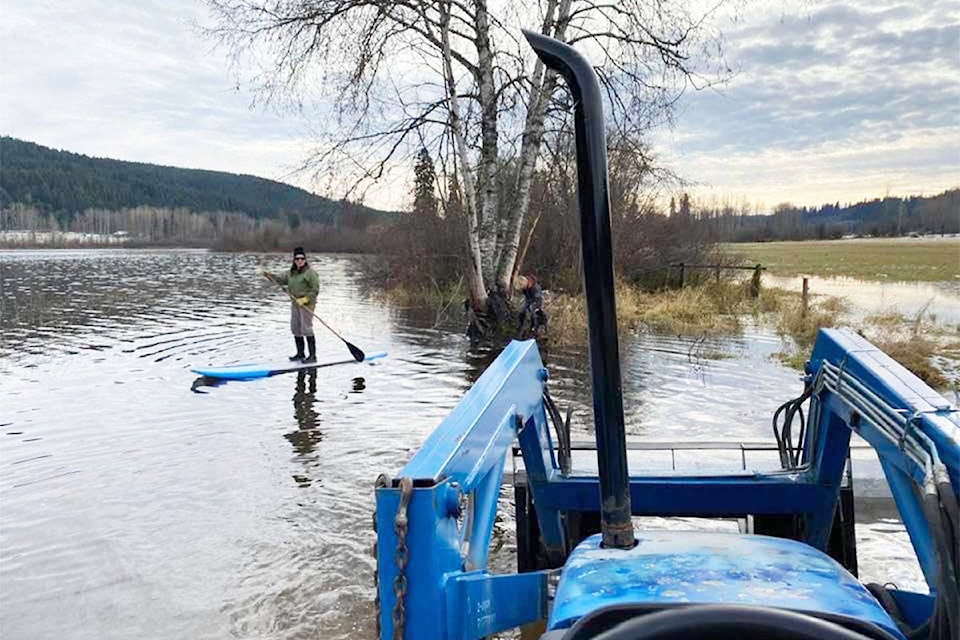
[474,0,500,287]
[494,0,572,292]
[513,207,544,286]
[440,0,486,310]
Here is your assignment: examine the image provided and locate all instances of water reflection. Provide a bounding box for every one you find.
[285,369,322,487]
[765,274,960,324]
[0,249,929,639]
[191,374,228,393]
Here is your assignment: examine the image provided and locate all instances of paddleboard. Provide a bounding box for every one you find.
[191,351,387,380]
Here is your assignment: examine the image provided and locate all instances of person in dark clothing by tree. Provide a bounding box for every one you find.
[264,247,321,363]
[515,275,547,335]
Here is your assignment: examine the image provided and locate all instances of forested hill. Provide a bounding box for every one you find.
[0,136,392,223]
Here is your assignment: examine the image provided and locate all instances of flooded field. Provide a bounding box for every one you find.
[0,249,936,639]
[765,274,960,325]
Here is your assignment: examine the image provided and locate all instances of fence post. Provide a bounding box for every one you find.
[678,263,685,289]
[750,264,762,298]
[802,277,809,318]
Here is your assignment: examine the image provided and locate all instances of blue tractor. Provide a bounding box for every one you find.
[373,31,959,640]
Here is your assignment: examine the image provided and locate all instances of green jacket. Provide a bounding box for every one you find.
[272,265,320,305]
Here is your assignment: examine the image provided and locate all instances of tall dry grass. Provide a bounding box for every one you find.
[770,292,951,388]
[542,277,954,390]
[546,279,757,343]
[775,296,848,350]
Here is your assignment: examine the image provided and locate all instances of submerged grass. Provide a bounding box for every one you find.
[770,293,954,389]
[544,277,956,392]
[374,278,466,328]
[871,337,946,388]
[375,251,958,392]
[775,296,849,351]
[546,281,746,345]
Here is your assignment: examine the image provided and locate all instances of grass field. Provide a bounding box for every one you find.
[726,237,960,282]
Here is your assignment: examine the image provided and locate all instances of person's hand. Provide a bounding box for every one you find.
[295,296,310,306]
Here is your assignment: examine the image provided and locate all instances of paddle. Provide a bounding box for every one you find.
[262,272,366,362]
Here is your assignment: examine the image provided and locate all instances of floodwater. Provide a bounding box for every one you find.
[765,274,960,325]
[0,249,932,639]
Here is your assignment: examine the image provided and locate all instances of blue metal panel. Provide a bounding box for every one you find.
[531,475,836,516]
[808,328,960,488]
[376,341,550,639]
[518,410,565,553]
[803,398,852,549]
[375,482,463,640]
[463,451,508,571]
[445,570,549,639]
[517,407,558,487]
[888,589,935,630]
[400,339,545,483]
[375,462,548,639]
[808,328,959,587]
[548,532,905,640]
[373,322,955,639]
[880,456,937,589]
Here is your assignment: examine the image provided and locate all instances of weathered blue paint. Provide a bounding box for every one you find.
[375,339,550,639]
[881,455,938,586]
[548,532,905,639]
[399,339,544,482]
[517,409,565,555]
[803,397,853,549]
[373,326,956,638]
[887,589,935,630]
[531,474,836,516]
[807,328,959,489]
[375,481,463,640]
[808,328,960,589]
[446,571,549,639]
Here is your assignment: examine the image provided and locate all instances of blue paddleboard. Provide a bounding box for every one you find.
[191,351,387,380]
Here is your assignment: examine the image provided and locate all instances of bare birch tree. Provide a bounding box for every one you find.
[202,0,731,323]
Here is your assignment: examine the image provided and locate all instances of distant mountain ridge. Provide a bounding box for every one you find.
[0,136,393,223]
[701,189,959,242]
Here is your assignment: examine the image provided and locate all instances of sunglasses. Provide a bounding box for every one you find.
[294,256,306,261]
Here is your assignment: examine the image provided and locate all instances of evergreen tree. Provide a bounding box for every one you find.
[412,148,438,217]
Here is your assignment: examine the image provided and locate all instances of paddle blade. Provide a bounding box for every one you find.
[347,341,365,362]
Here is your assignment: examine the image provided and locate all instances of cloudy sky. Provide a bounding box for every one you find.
[656,0,960,210]
[1,0,958,212]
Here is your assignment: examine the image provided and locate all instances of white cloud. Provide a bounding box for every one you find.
[1,1,319,189]
[657,0,960,209]
[1,0,957,212]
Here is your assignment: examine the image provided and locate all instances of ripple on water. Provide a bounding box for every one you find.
[0,249,928,639]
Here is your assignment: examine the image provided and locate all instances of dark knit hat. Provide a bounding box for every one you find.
[293,246,306,258]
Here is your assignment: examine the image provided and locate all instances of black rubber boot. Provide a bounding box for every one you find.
[289,336,306,361]
[303,336,317,364]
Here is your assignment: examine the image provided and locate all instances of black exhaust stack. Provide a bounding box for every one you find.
[523,30,634,549]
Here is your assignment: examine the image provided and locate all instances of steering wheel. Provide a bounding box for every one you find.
[576,605,879,640]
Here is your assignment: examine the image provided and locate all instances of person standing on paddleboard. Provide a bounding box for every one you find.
[264,247,320,363]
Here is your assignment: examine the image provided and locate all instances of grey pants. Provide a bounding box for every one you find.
[290,303,315,337]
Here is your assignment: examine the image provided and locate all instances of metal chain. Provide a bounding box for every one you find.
[392,477,413,640]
